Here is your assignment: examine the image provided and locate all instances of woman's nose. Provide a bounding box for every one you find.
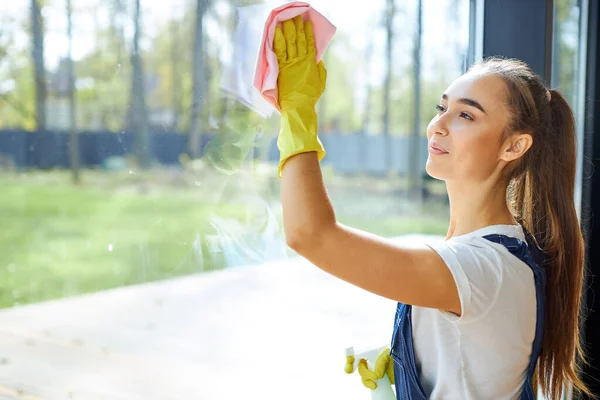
[428,117,450,137]
[435,127,450,136]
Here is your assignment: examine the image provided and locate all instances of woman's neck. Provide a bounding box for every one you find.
[445,179,517,240]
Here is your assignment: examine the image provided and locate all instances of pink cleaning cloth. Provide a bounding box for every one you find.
[253,2,336,112]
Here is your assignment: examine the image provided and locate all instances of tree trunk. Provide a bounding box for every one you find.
[409,0,423,198]
[30,0,46,131]
[111,0,127,130]
[189,0,210,159]
[130,0,151,168]
[112,0,126,65]
[382,0,395,174]
[170,19,180,132]
[67,0,80,184]
[452,0,463,72]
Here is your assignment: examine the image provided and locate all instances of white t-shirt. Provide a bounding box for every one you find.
[412,224,537,400]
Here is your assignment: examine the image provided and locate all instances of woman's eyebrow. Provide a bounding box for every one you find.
[442,94,487,114]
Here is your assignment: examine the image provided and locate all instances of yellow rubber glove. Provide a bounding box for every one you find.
[274,16,327,178]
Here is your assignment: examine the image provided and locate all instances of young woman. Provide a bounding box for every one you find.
[273,16,591,399]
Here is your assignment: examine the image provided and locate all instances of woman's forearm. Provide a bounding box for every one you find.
[281,151,336,249]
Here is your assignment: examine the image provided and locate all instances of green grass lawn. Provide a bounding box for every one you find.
[0,168,448,308]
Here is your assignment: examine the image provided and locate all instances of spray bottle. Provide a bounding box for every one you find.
[344,345,396,400]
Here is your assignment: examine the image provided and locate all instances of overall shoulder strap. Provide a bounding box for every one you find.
[482,233,547,400]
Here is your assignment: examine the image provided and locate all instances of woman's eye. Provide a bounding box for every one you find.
[460,112,473,121]
[436,105,474,121]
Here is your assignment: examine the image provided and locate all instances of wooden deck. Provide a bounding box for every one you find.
[0,239,440,399]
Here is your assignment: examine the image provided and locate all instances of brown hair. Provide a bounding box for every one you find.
[470,57,591,399]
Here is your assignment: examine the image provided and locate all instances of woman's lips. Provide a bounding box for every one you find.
[429,143,449,155]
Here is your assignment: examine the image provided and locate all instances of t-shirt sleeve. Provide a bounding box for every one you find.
[426,237,505,323]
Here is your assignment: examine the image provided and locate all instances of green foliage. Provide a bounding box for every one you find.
[0,12,36,129]
[0,57,36,129]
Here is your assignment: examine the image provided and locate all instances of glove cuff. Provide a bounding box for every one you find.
[277,106,326,178]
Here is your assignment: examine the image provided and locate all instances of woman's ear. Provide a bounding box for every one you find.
[499,133,533,162]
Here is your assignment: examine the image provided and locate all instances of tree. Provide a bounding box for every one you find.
[408,0,423,197]
[170,18,181,131]
[129,0,151,167]
[67,0,80,183]
[0,18,10,64]
[30,0,47,131]
[74,0,131,131]
[448,0,465,73]
[382,0,395,173]
[0,14,36,129]
[189,0,210,159]
[110,0,127,66]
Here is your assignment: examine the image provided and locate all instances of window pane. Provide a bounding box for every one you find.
[0,0,471,397]
[552,0,587,218]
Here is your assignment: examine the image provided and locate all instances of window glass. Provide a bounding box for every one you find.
[552,0,587,219]
[0,0,471,397]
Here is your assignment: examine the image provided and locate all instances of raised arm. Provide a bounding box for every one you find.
[281,153,459,314]
[275,17,460,314]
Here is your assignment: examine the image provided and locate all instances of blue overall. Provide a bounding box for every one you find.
[390,233,546,399]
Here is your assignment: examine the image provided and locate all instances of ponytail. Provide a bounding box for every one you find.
[471,57,592,399]
[512,89,591,399]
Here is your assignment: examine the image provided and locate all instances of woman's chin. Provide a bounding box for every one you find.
[425,162,448,181]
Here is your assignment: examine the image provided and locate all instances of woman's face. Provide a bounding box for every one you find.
[425,72,512,182]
